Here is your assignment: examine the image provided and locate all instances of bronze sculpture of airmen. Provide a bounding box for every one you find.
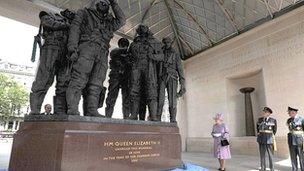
[157,37,186,122]
[29,9,73,115]
[66,0,126,116]
[128,25,164,121]
[105,38,131,119]
[54,9,75,115]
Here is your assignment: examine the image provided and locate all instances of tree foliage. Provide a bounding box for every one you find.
[0,74,28,120]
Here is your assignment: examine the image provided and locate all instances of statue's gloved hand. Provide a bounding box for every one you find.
[67,45,77,54]
[67,45,78,61]
[147,54,153,60]
[108,0,117,5]
[68,52,78,62]
[65,21,71,28]
[67,47,78,62]
[147,46,154,54]
[177,86,186,98]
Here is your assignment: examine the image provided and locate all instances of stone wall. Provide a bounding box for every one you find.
[180,5,304,154]
[186,137,290,158]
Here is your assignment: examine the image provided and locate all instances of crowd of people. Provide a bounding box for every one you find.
[211,107,304,171]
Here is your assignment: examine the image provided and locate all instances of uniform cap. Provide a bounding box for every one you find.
[263,107,273,114]
[288,107,298,112]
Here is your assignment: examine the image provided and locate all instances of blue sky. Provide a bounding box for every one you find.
[0,16,38,67]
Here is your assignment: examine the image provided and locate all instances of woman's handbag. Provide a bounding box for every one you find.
[221,139,230,146]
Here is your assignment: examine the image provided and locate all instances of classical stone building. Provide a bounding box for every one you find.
[0,59,35,132]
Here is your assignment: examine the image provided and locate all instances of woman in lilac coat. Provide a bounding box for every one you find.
[211,113,231,171]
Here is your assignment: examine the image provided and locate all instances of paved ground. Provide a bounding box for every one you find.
[0,140,293,171]
[0,139,12,170]
[182,152,292,171]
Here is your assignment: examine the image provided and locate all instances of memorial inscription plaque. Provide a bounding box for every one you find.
[9,115,183,171]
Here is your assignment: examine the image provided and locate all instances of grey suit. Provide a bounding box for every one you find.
[257,117,277,171]
[287,116,304,171]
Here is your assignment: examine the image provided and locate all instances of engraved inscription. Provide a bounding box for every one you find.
[102,140,161,163]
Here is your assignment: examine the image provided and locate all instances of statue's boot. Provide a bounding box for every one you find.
[53,95,67,115]
[29,92,45,115]
[84,94,104,117]
[157,96,165,121]
[156,114,162,121]
[129,98,139,120]
[123,112,130,119]
[138,102,146,120]
[105,105,114,118]
[122,103,130,119]
[129,114,138,120]
[169,107,177,123]
[156,106,163,121]
[66,88,81,115]
[138,112,146,120]
[148,100,158,122]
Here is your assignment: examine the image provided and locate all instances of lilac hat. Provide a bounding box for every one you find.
[213,113,224,120]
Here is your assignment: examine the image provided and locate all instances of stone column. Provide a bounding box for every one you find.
[4,121,9,130]
[12,121,16,131]
[240,87,255,136]
[17,121,20,130]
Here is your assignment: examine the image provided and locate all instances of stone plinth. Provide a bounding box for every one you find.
[9,115,182,171]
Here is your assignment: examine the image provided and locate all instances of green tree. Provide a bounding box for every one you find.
[0,74,29,121]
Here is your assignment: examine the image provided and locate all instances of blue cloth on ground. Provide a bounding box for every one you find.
[171,163,209,171]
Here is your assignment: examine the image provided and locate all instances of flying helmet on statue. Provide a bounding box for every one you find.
[88,0,111,14]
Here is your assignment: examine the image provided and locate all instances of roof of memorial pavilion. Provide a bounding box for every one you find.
[29,0,304,59]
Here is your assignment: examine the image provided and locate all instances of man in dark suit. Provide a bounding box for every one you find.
[41,104,53,115]
[287,107,304,171]
[257,107,277,171]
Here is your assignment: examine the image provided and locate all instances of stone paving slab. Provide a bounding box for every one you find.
[182,152,292,171]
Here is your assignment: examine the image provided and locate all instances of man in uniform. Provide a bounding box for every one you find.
[66,0,126,116]
[256,107,277,171]
[29,9,73,115]
[128,25,164,121]
[105,38,131,119]
[287,107,304,171]
[157,37,186,122]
